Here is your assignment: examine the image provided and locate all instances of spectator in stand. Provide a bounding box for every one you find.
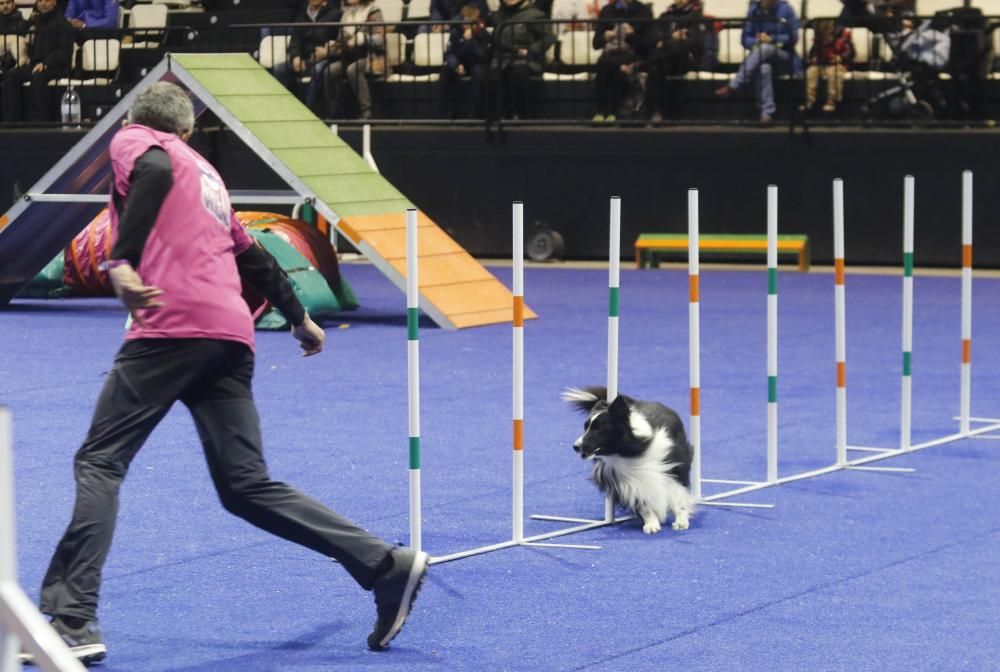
[485,0,553,120]
[1,0,30,79]
[2,0,73,123]
[426,0,489,33]
[438,2,489,118]
[549,0,601,35]
[714,0,800,124]
[65,0,119,32]
[278,0,341,113]
[643,0,704,122]
[801,18,853,114]
[591,0,651,123]
[324,0,385,119]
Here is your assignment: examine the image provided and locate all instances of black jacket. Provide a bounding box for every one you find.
[28,8,74,74]
[287,2,341,63]
[593,0,653,59]
[0,10,29,34]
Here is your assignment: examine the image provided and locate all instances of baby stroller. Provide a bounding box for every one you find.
[861,17,951,120]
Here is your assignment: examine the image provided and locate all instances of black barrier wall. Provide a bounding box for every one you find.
[2,127,998,268]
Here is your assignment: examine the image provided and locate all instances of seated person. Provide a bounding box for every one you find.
[801,18,854,114]
[277,0,341,113]
[65,0,120,31]
[714,0,801,125]
[0,0,29,75]
[591,0,652,123]
[427,0,489,32]
[2,0,73,122]
[324,0,385,119]
[438,2,489,119]
[485,0,553,121]
[643,0,705,122]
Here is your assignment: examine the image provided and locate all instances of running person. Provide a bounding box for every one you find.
[20,81,428,666]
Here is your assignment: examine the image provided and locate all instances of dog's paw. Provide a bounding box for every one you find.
[642,519,662,534]
[672,512,690,531]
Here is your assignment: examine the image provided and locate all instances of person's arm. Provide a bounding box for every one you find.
[109,147,172,267]
[233,232,324,355]
[105,147,172,322]
[78,0,120,30]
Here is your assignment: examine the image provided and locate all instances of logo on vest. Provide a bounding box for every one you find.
[197,160,230,228]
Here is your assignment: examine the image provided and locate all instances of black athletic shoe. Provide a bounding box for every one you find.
[18,618,107,666]
[367,548,429,651]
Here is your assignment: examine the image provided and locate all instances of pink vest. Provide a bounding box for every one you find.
[109,124,256,350]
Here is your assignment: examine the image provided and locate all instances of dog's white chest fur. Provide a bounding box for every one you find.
[593,412,695,533]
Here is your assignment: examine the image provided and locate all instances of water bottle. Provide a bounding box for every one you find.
[60,85,81,129]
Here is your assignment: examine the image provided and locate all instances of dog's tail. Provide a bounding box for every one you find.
[561,386,608,414]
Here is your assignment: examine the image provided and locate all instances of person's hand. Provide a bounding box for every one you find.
[291,313,325,356]
[604,29,615,41]
[313,45,328,60]
[623,24,634,35]
[108,264,164,326]
[620,62,634,74]
[69,18,85,29]
[292,56,305,72]
[463,27,473,39]
[32,62,46,74]
[516,47,527,57]
[456,63,466,76]
[672,28,686,40]
[432,23,444,33]
[757,32,772,44]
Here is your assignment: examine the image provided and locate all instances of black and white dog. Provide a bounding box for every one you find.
[563,386,695,534]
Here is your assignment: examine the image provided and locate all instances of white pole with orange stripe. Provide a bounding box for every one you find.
[834,179,847,467]
[688,189,702,501]
[960,170,973,436]
[512,202,525,544]
[901,176,914,451]
[605,197,621,523]
[405,208,422,553]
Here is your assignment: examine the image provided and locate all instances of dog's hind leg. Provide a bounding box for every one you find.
[640,508,662,534]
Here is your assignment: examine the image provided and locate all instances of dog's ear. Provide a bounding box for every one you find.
[608,395,630,420]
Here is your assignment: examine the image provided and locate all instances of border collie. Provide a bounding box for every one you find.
[563,386,695,534]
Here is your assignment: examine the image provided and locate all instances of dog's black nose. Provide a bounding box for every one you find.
[572,444,581,453]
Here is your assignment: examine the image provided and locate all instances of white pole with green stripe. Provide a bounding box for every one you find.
[834,179,847,467]
[405,208,422,553]
[605,197,621,523]
[512,202,525,543]
[959,170,973,436]
[766,185,778,483]
[688,189,702,501]
[901,176,914,451]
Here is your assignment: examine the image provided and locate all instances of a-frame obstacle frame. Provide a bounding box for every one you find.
[0,53,535,330]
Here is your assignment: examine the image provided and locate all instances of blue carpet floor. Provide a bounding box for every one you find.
[2,263,998,671]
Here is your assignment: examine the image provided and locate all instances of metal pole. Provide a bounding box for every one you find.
[605,197,621,523]
[901,176,914,450]
[405,209,422,553]
[512,202,525,544]
[688,189,702,500]
[960,170,973,435]
[766,185,779,482]
[834,179,847,467]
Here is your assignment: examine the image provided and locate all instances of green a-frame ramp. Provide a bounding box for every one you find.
[0,53,534,329]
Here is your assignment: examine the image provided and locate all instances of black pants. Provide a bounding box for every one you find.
[594,55,631,117]
[39,339,394,622]
[2,64,66,123]
[485,62,533,121]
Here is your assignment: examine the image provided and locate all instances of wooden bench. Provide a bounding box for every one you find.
[635,233,811,272]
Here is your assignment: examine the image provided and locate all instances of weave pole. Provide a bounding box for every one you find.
[960,170,973,436]
[405,208,422,553]
[766,185,779,483]
[605,197,621,523]
[901,176,915,450]
[834,179,847,467]
[512,202,525,543]
[688,189,702,500]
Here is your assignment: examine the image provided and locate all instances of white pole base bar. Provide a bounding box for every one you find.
[699,501,776,509]
[702,420,1000,506]
[846,466,916,473]
[847,446,896,453]
[702,479,760,486]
